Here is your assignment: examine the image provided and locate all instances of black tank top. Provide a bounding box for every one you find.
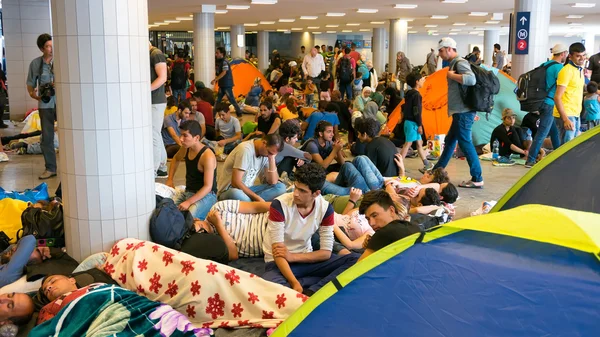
[185,146,217,194]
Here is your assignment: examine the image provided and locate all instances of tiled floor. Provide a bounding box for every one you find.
[0,117,528,219]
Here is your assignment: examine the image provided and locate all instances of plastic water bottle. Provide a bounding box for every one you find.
[492,140,499,160]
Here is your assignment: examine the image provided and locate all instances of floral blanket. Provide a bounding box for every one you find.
[30,284,213,336]
[102,238,305,329]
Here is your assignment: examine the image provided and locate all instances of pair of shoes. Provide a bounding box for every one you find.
[426,154,438,161]
[39,170,57,179]
[492,156,516,166]
[0,152,8,162]
[524,161,535,168]
[458,180,484,189]
[406,151,418,159]
[156,169,168,178]
[418,162,435,174]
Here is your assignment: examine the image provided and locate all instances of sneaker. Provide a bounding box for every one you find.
[39,170,57,179]
[426,154,438,161]
[279,172,293,188]
[418,162,435,174]
[0,152,8,162]
[16,147,27,155]
[524,161,535,168]
[156,169,168,178]
[406,150,419,159]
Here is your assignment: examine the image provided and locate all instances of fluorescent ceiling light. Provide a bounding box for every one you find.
[432,33,439,35]
[425,24,438,27]
[469,12,488,16]
[359,29,371,31]
[408,30,418,34]
[571,3,596,8]
[449,32,458,35]
[307,26,319,29]
[357,8,378,13]
[300,16,318,20]
[276,29,289,32]
[394,4,418,9]
[450,28,462,31]
[407,26,413,28]
[327,31,337,33]
[187,31,193,33]
[326,12,346,17]
[291,28,303,30]
[244,23,258,26]
[568,22,583,26]
[164,20,180,23]
[148,25,158,28]
[251,0,277,4]
[431,15,448,19]
[371,21,385,24]
[401,18,415,22]
[326,24,339,27]
[469,31,479,34]
[226,5,250,10]
[347,23,360,26]
[176,17,193,21]
[485,20,499,24]
[453,22,467,25]
[260,21,276,24]
[441,0,468,3]
[215,10,228,14]
[216,26,230,30]
[342,29,352,32]
[566,15,584,18]
[313,32,322,34]
[427,29,438,33]
[153,22,167,25]
[492,13,503,20]
[279,19,295,22]
[474,27,485,30]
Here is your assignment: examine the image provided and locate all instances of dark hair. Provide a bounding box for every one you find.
[214,102,229,114]
[279,120,301,140]
[587,81,598,94]
[472,46,480,52]
[326,102,340,113]
[569,42,585,54]
[430,167,450,184]
[179,120,203,138]
[36,33,52,50]
[301,45,305,49]
[166,96,176,108]
[260,100,273,110]
[359,190,396,215]
[265,89,273,96]
[285,98,297,114]
[315,45,320,49]
[420,188,441,206]
[178,100,191,112]
[354,117,380,138]
[494,43,501,50]
[328,46,333,52]
[216,46,226,55]
[440,183,459,204]
[318,100,329,111]
[351,42,357,48]
[344,47,351,54]
[10,307,34,326]
[264,133,285,152]
[314,120,333,139]
[406,71,422,88]
[356,72,363,79]
[294,162,326,193]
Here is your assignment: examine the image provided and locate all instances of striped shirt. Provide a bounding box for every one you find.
[212,200,269,258]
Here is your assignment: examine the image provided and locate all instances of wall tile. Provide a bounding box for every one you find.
[66,36,80,84]
[75,174,89,220]
[6,61,24,75]
[22,46,40,63]
[63,217,80,260]
[121,129,135,174]
[3,19,22,34]
[137,214,149,241]
[58,80,72,128]
[127,0,139,37]
[56,35,69,84]
[62,130,75,175]
[83,130,98,175]
[77,36,93,83]
[75,0,90,36]
[6,47,23,61]
[69,83,83,129]
[54,0,66,36]
[115,0,129,36]
[106,83,121,129]
[77,219,91,258]
[95,130,112,175]
[20,4,50,20]
[80,84,95,130]
[65,173,78,218]
[130,83,142,129]
[132,127,144,173]
[98,176,114,219]
[111,174,127,219]
[64,0,77,36]
[3,5,21,19]
[117,36,131,83]
[108,129,124,174]
[119,83,133,129]
[93,83,109,130]
[21,19,50,34]
[104,36,119,83]
[126,216,139,240]
[72,129,85,175]
[4,33,23,47]
[102,0,117,36]
[101,220,115,250]
[113,218,128,242]
[88,220,103,253]
[86,176,101,220]
[90,36,107,83]
[124,173,138,218]
[88,0,104,36]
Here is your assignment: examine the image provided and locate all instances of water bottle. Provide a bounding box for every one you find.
[492,140,499,160]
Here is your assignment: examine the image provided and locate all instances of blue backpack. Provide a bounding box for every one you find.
[149,196,194,250]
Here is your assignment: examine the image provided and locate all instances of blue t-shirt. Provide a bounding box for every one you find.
[161,113,181,146]
[584,94,600,122]
[0,235,36,288]
[302,112,340,141]
[543,60,563,106]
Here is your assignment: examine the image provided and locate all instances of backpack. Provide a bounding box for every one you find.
[170,62,187,90]
[358,63,369,80]
[338,57,353,83]
[18,200,64,241]
[149,195,194,250]
[516,61,558,112]
[456,60,500,116]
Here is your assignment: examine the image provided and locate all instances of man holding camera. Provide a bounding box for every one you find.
[26,33,56,179]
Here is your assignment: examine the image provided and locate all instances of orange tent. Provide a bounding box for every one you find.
[214,59,272,98]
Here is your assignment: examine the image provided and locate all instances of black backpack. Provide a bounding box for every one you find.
[149,196,194,250]
[338,57,353,83]
[18,200,64,241]
[456,60,500,116]
[170,62,187,90]
[516,61,558,112]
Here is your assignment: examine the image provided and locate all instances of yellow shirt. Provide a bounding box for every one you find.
[164,106,178,117]
[553,63,585,118]
[280,107,299,121]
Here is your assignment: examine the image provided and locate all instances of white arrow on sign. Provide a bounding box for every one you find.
[520,16,528,25]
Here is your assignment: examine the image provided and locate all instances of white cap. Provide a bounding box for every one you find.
[551,44,568,54]
[438,37,457,50]
[288,61,297,67]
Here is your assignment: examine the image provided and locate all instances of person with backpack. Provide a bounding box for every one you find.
[170,51,189,104]
[433,37,483,188]
[212,47,242,117]
[524,44,568,168]
[337,47,356,100]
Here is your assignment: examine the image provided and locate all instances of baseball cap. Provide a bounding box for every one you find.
[551,44,568,54]
[502,108,517,119]
[288,61,297,67]
[438,37,457,50]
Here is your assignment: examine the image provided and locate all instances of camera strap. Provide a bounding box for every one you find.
[37,57,54,88]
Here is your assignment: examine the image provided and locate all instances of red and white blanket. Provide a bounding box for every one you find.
[103,238,306,329]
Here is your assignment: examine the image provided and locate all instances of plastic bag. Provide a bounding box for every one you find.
[0,183,50,203]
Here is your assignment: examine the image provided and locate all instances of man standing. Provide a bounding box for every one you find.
[433,37,483,188]
[589,49,600,84]
[297,46,306,63]
[348,43,361,64]
[262,163,359,295]
[149,42,169,178]
[492,44,505,70]
[170,50,189,104]
[302,47,326,87]
[525,44,568,168]
[396,51,412,91]
[212,47,242,117]
[26,34,56,179]
[426,48,437,75]
[337,47,356,101]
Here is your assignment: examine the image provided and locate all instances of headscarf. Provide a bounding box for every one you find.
[370,92,384,107]
[363,101,379,121]
[361,86,372,98]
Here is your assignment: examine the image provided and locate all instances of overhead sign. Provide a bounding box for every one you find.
[515,11,530,55]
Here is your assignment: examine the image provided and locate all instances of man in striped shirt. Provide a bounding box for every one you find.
[261,163,359,296]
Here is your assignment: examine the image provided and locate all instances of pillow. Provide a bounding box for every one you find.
[0,275,42,295]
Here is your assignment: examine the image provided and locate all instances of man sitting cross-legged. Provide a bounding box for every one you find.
[262,163,359,296]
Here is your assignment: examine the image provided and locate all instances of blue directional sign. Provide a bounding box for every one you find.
[515,11,530,55]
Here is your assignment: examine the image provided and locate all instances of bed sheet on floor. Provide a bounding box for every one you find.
[228,258,266,277]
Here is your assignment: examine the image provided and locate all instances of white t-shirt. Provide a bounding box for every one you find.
[215,116,241,139]
[334,210,374,241]
[217,140,267,194]
[212,200,269,257]
[263,193,334,262]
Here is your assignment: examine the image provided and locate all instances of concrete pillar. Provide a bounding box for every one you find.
[193,6,216,88]
[389,19,408,75]
[372,27,386,75]
[230,24,245,59]
[583,32,596,56]
[3,0,53,120]
[257,31,269,73]
[50,0,154,261]
[484,29,500,67]
[512,0,551,79]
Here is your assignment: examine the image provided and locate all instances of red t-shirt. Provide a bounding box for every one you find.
[197,101,214,126]
[37,284,101,325]
[349,51,361,64]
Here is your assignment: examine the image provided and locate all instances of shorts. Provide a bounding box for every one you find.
[403,120,420,143]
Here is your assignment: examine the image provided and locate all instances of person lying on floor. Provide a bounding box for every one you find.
[0,235,38,288]
[262,162,359,296]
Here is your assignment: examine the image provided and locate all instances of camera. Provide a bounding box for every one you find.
[40,83,55,103]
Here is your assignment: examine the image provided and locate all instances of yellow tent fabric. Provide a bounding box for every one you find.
[0,198,28,243]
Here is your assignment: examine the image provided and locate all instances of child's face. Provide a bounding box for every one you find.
[307,79,312,85]
[218,111,230,123]
[415,77,426,89]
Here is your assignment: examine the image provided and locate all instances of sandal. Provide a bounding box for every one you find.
[458,180,484,189]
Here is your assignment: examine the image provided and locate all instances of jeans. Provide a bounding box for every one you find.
[263,253,359,294]
[339,81,352,101]
[39,108,57,172]
[152,103,168,172]
[218,182,286,202]
[433,112,483,182]
[277,156,297,177]
[555,116,580,144]
[321,156,384,195]
[172,88,186,104]
[215,86,241,115]
[527,103,561,164]
[305,93,314,107]
[173,191,217,220]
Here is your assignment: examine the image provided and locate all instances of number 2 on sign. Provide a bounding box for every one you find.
[517,40,527,51]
